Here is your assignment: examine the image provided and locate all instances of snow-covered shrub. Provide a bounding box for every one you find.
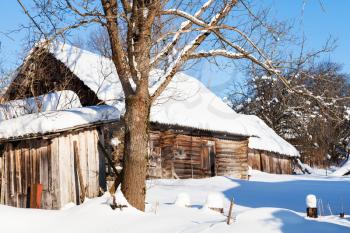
[203,192,224,209]
[174,192,191,207]
[306,194,317,208]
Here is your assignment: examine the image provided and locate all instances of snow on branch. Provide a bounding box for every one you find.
[161,9,208,28]
[151,0,215,66]
[188,50,246,60]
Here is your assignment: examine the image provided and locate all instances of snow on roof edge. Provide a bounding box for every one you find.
[0,105,120,141]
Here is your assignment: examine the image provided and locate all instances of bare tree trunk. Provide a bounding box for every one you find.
[121,94,151,211]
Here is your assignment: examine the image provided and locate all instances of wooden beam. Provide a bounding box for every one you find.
[73,141,86,204]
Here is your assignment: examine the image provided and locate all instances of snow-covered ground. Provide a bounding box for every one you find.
[1,170,349,233]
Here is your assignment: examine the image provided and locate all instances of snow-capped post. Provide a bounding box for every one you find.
[175,193,191,208]
[306,194,318,218]
[204,192,224,213]
[227,196,235,225]
[340,198,345,218]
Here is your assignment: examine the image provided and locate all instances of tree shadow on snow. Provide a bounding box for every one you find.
[223,177,350,214]
[270,209,350,233]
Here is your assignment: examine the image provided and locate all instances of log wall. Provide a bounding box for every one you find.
[148,130,249,179]
[248,149,292,174]
[0,128,104,209]
[216,139,248,179]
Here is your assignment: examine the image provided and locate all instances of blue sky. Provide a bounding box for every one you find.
[0,0,349,96]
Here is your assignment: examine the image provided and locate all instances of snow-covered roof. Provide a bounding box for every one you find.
[46,42,252,137]
[150,72,253,136]
[14,41,299,156]
[0,105,119,140]
[0,90,81,121]
[49,41,125,110]
[237,115,300,157]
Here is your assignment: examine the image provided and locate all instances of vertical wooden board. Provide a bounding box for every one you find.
[4,149,8,205]
[40,140,52,209]
[94,130,100,195]
[47,142,52,192]
[58,135,66,206]
[8,148,12,205]
[39,142,46,186]
[269,155,274,173]
[93,130,100,195]
[35,141,41,185]
[68,134,76,204]
[89,130,99,196]
[50,138,61,209]
[37,143,42,185]
[58,135,71,207]
[261,153,268,172]
[4,148,9,205]
[30,141,36,187]
[277,157,282,174]
[78,131,88,194]
[0,149,6,204]
[83,131,91,196]
[71,133,81,204]
[20,146,26,196]
[9,144,15,202]
[14,146,21,207]
[86,130,94,197]
[23,146,30,206]
[15,146,22,197]
[67,134,75,205]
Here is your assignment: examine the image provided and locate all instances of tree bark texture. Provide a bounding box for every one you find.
[121,94,151,211]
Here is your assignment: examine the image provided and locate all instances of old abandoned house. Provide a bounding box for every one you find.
[0,103,119,209]
[0,41,300,210]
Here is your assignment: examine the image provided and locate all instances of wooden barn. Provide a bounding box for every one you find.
[0,105,119,209]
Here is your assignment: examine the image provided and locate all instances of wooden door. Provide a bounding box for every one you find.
[201,141,216,177]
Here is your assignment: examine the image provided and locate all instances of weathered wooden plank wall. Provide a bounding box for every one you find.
[53,129,101,208]
[0,139,57,208]
[148,132,162,178]
[0,128,104,209]
[148,130,249,179]
[248,149,292,174]
[216,139,248,179]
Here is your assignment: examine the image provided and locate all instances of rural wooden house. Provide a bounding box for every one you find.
[1,42,255,180]
[0,41,300,210]
[0,104,119,209]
